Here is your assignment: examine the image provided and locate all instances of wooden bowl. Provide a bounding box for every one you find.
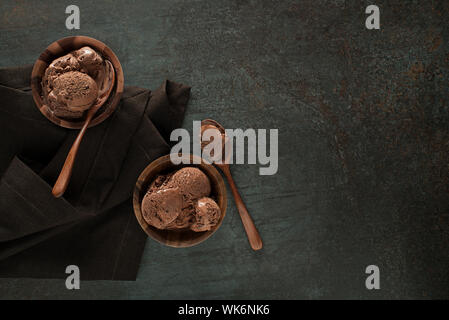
[30,36,124,129]
[133,154,227,248]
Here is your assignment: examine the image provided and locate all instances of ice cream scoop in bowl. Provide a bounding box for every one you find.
[31,36,124,197]
[133,154,227,248]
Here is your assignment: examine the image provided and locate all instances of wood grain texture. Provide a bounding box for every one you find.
[30,36,124,129]
[220,165,262,251]
[201,119,262,250]
[133,154,227,248]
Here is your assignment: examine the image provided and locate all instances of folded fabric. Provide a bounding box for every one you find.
[0,65,190,280]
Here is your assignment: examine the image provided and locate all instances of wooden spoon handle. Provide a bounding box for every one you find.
[221,165,263,251]
[52,119,91,198]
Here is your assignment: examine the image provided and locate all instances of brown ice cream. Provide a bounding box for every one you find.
[47,71,98,118]
[43,54,80,89]
[167,167,211,201]
[147,173,173,194]
[141,167,221,232]
[201,124,223,149]
[191,197,221,232]
[165,206,195,230]
[200,123,227,160]
[141,188,184,229]
[42,46,112,119]
[72,46,104,78]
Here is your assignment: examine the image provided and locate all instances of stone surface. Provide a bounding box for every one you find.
[0,0,448,299]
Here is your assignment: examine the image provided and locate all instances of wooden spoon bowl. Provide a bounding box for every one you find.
[201,119,263,251]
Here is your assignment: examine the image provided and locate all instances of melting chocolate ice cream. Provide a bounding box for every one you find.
[141,167,221,232]
[42,46,112,119]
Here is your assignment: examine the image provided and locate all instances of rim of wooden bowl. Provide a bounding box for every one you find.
[30,36,124,129]
[133,154,227,248]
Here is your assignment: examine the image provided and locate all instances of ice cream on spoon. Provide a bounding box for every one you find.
[200,119,263,251]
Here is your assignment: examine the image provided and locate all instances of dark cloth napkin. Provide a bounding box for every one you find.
[0,65,190,280]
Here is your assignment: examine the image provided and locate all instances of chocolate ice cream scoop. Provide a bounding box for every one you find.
[147,173,173,194]
[168,167,211,201]
[43,53,80,90]
[139,167,218,232]
[72,46,104,77]
[201,124,227,159]
[72,46,112,97]
[191,197,221,232]
[47,71,98,119]
[165,206,195,230]
[141,188,184,229]
[146,172,193,230]
[42,46,113,120]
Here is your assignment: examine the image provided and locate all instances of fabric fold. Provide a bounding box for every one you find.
[0,64,34,90]
[146,80,191,143]
[0,65,190,280]
[0,156,88,243]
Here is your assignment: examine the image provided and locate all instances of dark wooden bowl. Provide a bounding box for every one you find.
[30,36,124,129]
[133,154,227,248]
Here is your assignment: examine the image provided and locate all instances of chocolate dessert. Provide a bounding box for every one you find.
[167,167,211,203]
[141,188,184,229]
[41,46,112,119]
[141,167,221,232]
[190,197,221,232]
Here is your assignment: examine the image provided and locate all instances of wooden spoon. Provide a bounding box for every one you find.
[52,60,115,198]
[201,119,263,251]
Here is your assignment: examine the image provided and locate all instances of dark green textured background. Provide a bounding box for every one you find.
[1,0,448,299]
